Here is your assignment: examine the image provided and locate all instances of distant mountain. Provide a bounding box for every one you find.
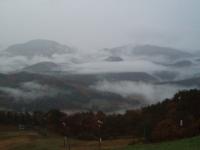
[56,72,158,85]
[107,45,192,60]
[22,62,61,73]
[166,76,200,87]
[155,60,193,68]
[4,39,75,58]
[104,56,123,62]
[0,72,148,112]
[153,71,179,81]
[0,71,199,112]
[95,72,158,82]
[170,60,193,67]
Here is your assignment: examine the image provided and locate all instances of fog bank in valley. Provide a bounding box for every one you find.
[91,81,197,105]
[0,81,62,101]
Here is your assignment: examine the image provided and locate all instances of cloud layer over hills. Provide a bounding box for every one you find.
[0,39,200,112]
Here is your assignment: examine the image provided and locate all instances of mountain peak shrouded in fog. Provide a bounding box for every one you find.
[106,45,192,60]
[1,0,200,51]
[4,39,76,58]
[22,61,61,73]
[0,39,198,76]
[0,39,200,112]
[104,56,123,62]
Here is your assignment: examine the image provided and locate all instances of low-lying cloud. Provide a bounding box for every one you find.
[91,80,197,104]
[0,81,61,101]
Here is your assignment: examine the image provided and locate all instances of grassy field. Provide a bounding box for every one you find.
[123,136,200,150]
[0,131,131,150]
[0,130,200,150]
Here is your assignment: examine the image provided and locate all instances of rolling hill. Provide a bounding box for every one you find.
[4,39,75,58]
[0,72,147,112]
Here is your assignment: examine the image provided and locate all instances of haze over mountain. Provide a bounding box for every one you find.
[4,39,76,58]
[0,40,196,75]
[22,61,61,74]
[0,72,149,112]
[106,45,192,62]
[0,39,200,113]
[1,0,200,51]
[104,56,123,62]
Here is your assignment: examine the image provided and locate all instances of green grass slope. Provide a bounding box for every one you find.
[123,136,200,150]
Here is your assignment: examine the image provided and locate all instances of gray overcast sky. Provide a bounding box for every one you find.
[0,0,200,51]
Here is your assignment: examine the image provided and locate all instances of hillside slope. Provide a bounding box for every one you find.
[124,136,200,150]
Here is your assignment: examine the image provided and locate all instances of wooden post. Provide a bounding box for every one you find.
[97,120,103,150]
[99,137,102,150]
[64,136,71,150]
[62,122,70,150]
[180,119,183,127]
[67,137,71,150]
[64,136,67,150]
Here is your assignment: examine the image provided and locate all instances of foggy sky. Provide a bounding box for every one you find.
[0,0,200,51]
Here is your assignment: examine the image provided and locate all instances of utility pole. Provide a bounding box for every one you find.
[97,120,103,150]
[62,122,70,150]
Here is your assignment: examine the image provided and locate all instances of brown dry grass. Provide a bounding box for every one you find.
[0,135,30,150]
[65,138,132,150]
[0,125,17,132]
[0,131,132,150]
[0,131,40,150]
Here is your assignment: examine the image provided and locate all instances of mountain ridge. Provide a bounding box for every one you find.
[4,39,76,58]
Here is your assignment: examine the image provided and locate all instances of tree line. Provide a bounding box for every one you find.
[0,89,200,142]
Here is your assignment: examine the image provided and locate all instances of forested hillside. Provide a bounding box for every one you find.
[0,89,200,142]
